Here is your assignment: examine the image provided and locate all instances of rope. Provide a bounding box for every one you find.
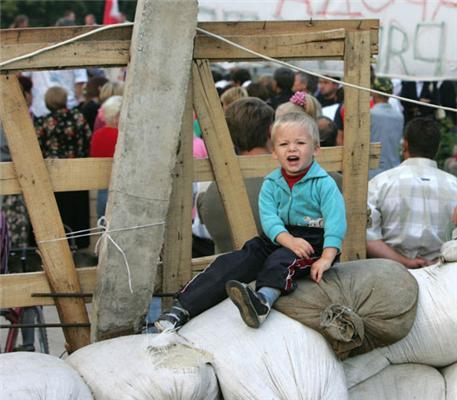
[37,218,165,295]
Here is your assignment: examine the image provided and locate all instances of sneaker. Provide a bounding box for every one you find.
[225,280,270,328]
[151,300,189,333]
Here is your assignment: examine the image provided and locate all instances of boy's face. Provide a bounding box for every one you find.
[272,124,319,176]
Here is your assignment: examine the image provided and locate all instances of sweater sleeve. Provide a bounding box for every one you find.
[318,177,347,250]
[259,179,287,243]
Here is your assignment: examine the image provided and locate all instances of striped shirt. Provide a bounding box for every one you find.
[367,158,457,260]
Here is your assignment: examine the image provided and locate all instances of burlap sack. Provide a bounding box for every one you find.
[275,259,419,359]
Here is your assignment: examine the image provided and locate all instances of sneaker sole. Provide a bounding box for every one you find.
[226,281,260,328]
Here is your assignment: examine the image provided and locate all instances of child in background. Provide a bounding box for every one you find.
[150,112,346,331]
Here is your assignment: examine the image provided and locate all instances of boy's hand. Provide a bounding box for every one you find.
[310,247,338,283]
[276,232,314,258]
[310,258,332,283]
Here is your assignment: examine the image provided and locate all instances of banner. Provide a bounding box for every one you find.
[198,0,457,81]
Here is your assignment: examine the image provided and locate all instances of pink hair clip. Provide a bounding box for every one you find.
[290,91,307,107]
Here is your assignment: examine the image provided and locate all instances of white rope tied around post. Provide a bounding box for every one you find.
[94,216,133,293]
[37,218,165,294]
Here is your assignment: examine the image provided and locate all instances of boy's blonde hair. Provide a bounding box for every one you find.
[44,86,67,112]
[271,112,320,147]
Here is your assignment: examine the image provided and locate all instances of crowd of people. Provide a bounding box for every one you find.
[1,12,457,338]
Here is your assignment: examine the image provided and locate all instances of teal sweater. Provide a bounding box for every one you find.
[259,161,347,250]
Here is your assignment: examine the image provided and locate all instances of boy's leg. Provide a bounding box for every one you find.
[257,226,325,293]
[225,281,280,328]
[178,236,274,316]
[149,236,276,332]
[256,246,315,293]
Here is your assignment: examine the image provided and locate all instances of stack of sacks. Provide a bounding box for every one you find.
[0,352,93,399]
[67,332,219,400]
[274,259,419,358]
[343,255,457,399]
[180,299,348,400]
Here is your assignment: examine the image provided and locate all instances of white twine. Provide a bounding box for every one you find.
[37,218,165,295]
[94,217,132,293]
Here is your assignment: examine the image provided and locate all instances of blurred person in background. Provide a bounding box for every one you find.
[275,91,322,121]
[35,86,92,248]
[268,67,295,110]
[9,14,29,28]
[80,76,109,131]
[90,96,123,218]
[93,81,125,131]
[293,71,317,94]
[220,86,248,111]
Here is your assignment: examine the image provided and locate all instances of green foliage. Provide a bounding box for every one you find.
[0,0,138,28]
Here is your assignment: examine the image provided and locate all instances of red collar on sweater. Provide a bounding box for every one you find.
[281,162,313,189]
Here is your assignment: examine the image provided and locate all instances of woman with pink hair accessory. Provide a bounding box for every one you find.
[275,91,322,120]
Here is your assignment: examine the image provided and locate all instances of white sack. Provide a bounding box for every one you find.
[379,262,457,367]
[343,350,390,389]
[441,362,457,400]
[349,364,445,400]
[180,299,347,400]
[0,352,93,400]
[441,239,457,262]
[66,332,219,400]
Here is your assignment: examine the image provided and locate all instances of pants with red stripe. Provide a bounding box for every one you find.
[177,226,324,318]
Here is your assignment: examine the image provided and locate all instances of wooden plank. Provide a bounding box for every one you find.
[0,20,378,71]
[0,144,381,194]
[0,75,90,352]
[341,30,372,261]
[193,59,258,249]
[0,158,112,195]
[198,20,379,35]
[162,78,194,309]
[194,31,346,61]
[0,268,97,308]
[91,0,198,341]
[0,259,206,308]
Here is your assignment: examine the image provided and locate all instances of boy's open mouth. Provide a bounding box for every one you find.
[287,156,300,161]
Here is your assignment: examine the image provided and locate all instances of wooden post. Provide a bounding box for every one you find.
[91,0,198,340]
[341,30,372,260]
[0,75,90,352]
[192,59,258,249]
[162,78,194,308]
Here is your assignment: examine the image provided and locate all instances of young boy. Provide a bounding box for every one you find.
[150,112,346,331]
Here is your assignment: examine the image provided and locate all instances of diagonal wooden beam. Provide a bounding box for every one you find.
[0,74,90,352]
[192,59,258,249]
[162,77,194,308]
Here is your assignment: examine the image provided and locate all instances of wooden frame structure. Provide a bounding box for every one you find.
[0,19,379,350]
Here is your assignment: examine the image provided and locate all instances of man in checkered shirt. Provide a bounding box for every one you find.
[367,117,457,269]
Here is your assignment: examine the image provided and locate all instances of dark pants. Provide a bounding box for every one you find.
[178,226,324,318]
